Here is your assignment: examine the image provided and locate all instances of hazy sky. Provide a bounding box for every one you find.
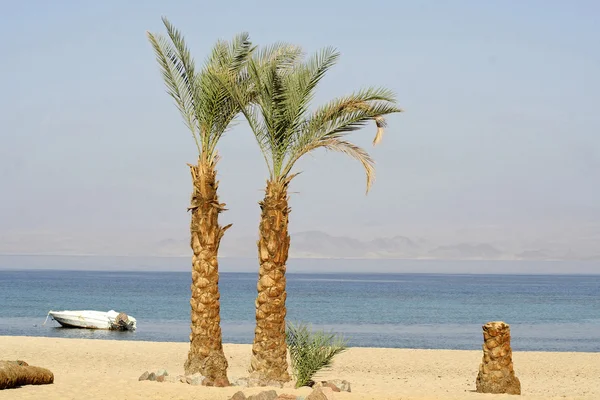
[1,0,599,246]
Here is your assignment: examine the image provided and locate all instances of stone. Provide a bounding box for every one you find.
[164,375,179,383]
[156,369,168,377]
[138,371,149,381]
[247,390,279,400]
[214,377,230,387]
[147,372,157,381]
[306,387,335,400]
[247,378,261,387]
[156,375,165,382]
[234,377,250,387]
[229,391,247,400]
[327,379,351,392]
[178,375,187,383]
[262,380,284,388]
[187,373,205,386]
[476,321,521,395]
[323,383,340,392]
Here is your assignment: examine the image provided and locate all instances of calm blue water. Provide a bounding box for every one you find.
[1,270,599,351]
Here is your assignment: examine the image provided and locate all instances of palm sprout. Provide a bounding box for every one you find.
[286,322,348,388]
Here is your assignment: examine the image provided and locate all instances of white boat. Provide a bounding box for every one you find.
[44,310,137,331]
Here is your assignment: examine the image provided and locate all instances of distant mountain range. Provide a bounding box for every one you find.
[1,230,599,261]
[218,231,600,261]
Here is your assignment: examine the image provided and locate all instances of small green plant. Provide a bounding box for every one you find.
[286,321,348,388]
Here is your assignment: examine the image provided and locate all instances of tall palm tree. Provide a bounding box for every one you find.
[147,18,253,385]
[224,45,402,384]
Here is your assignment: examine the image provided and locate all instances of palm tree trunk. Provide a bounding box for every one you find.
[476,321,521,395]
[184,158,231,386]
[249,179,291,384]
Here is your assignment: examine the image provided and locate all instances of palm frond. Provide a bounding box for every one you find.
[147,31,201,153]
[279,89,401,188]
[148,18,255,161]
[287,135,376,192]
[285,47,340,122]
[286,321,348,388]
[234,43,402,192]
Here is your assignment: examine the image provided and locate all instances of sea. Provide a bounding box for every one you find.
[1,257,599,352]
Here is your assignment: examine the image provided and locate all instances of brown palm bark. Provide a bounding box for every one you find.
[0,361,54,390]
[184,158,230,386]
[249,178,291,384]
[476,321,521,395]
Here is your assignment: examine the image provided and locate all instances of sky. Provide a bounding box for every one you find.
[1,0,599,254]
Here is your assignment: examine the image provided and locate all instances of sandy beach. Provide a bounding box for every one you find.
[0,336,598,399]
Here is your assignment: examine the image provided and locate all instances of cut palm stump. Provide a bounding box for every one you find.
[0,360,54,390]
[476,321,521,395]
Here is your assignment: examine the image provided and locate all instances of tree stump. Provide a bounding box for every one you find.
[0,360,54,390]
[476,321,521,395]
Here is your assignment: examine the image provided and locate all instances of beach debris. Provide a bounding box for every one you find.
[318,382,339,392]
[306,386,335,400]
[233,377,249,386]
[139,370,228,386]
[476,321,521,395]
[139,369,170,382]
[0,360,54,390]
[234,376,283,388]
[330,379,350,392]
[312,379,350,392]
[228,392,301,400]
[186,372,205,385]
[247,390,279,400]
[214,376,230,387]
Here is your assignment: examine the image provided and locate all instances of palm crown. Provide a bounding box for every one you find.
[225,45,403,191]
[147,17,254,162]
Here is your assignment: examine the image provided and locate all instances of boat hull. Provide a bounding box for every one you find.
[47,310,137,331]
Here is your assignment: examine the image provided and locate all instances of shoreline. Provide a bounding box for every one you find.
[1,336,599,399]
[3,333,600,354]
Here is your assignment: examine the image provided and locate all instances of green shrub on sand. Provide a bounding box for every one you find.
[286,322,348,388]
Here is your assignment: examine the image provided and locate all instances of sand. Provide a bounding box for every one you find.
[0,336,598,400]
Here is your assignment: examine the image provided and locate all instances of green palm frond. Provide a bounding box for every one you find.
[147,17,254,162]
[147,31,200,152]
[286,321,348,388]
[290,136,376,192]
[232,44,402,192]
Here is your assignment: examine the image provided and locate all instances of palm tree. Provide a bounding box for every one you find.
[147,18,253,385]
[224,45,402,384]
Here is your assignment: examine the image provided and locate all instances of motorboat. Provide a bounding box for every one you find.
[44,310,137,331]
